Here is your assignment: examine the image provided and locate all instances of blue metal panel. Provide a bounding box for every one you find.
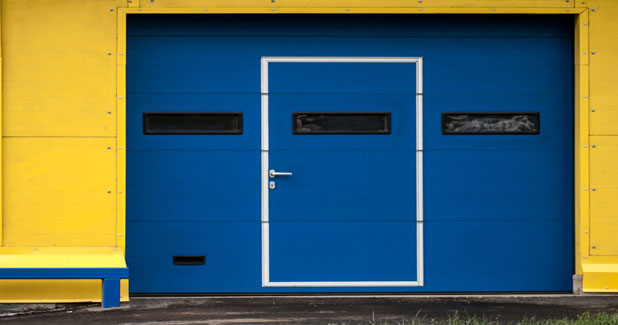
[127,221,261,292]
[269,62,416,94]
[126,14,573,293]
[127,150,259,222]
[270,221,418,282]
[422,220,573,291]
[269,150,416,222]
[424,150,572,222]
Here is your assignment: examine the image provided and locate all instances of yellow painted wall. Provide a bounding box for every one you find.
[1,0,123,248]
[589,1,618,136]
[582,0,618,291]
[0,0,128,302]
[2,0,120,137]
[588,0,618,254]
[3,138,117,247]
[0,0,616,301]
[589,136,618,255]
[140,0,571,8]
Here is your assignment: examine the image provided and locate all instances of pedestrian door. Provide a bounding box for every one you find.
[262,58,423,286]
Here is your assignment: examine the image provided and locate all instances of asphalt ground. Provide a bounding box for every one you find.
[1,295,618,324]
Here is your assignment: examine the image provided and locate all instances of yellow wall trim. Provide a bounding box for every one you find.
[120,7,586,14]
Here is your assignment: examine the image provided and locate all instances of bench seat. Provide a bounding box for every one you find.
[0,248,129,308]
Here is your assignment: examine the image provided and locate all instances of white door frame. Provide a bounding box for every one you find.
[260,57,424,287]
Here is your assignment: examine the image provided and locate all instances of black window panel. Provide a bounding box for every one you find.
[144,112,242,135]
[442,112,540,135]
[293,112,391,134]
[173,256,206,265]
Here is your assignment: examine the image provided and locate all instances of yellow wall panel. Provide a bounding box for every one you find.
[590,188,618,219]
[3,138,117,247]
[590,136,618,255]
[587,1,618,261]
[1,0,124,136]
[590,218,618,256]
[590,55,618,97]
[140,0,572,8]
[3,96,115,137]
[590,136,618,176]
[0,8,3,245]
[591,105,618,135]
[588,0,618,135]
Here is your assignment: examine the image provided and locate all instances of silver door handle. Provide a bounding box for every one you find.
[269,169,293,178]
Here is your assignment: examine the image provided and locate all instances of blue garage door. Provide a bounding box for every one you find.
[126,14,573,293]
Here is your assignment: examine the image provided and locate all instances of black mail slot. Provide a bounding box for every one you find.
[144,112,243,135]
[173,256,206,265]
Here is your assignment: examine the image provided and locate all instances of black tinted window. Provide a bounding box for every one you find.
[293,112,391,134]
[442,112,539,135]
[144,112,242,135]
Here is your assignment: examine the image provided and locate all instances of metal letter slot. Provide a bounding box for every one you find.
[173,256,206,265]
[269,169,293,179]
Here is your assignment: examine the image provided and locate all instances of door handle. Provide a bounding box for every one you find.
[269,169,293,179]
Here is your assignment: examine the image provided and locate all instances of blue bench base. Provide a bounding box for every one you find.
[102,278,122,308]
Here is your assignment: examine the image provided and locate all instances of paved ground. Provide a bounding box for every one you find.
[1,295,618,324]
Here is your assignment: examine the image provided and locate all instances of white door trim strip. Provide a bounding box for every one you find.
[261,57,424,287]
